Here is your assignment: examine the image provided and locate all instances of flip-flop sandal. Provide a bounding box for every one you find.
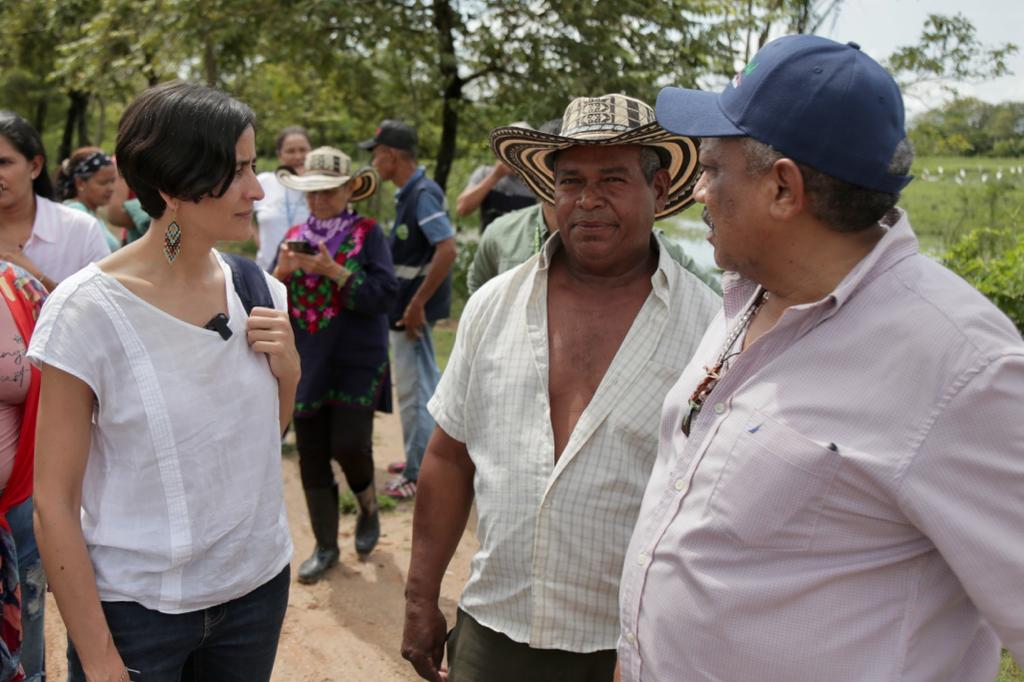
[384,477,417,500]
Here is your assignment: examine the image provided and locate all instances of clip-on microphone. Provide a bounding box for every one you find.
[204,313,232,341]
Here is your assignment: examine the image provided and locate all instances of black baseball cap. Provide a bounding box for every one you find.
[359,120,418,152]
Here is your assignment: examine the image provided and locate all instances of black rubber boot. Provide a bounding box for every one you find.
[354,479,380,557]
[298,485,340,584]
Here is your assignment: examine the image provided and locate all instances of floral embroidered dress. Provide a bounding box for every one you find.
[278,212,398,417]
[0,263,45,682]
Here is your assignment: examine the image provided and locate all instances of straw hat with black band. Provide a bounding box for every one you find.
[277,146,378,201]
[489,94,700,220]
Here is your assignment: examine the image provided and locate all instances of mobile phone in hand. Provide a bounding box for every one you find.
[286,240,317,255]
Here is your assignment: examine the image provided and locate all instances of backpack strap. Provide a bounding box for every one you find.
[222,252,274,315]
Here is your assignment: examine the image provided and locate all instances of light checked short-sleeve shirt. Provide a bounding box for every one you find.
[429,232,720,652]
[618,210,1024,681]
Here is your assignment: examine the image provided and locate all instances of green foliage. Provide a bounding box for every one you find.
[450,237,479,320]
[887,13,1018,97]
[911,99,1024,158]
[339,489,397,515]
[942,227,1024,332]
[999,651,1024,682]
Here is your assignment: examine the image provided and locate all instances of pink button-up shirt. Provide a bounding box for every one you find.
[619,210,1024,681]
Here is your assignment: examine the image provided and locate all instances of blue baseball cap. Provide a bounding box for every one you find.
[656,35,912,194]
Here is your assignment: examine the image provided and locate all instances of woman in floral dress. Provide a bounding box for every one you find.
[272,146,397,583]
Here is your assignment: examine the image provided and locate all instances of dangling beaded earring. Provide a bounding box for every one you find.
[163,220,182,263]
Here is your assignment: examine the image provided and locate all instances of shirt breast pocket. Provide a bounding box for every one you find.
[707,411,840,551]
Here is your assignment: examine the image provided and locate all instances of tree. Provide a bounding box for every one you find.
[910,98,1024,157]
[886,13,1018,102]
[256,0,732,190]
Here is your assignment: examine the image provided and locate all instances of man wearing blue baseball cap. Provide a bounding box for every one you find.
[617,35,1024,681]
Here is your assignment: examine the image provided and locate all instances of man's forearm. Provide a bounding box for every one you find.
[411,239,457,309]
[406,429,475,603]
[456,171,501,217]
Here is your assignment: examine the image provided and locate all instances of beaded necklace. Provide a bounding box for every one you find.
[681,288,767,436]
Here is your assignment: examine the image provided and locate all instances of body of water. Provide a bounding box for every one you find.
[661,214,718,276]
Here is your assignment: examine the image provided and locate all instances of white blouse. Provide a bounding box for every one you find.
[25,196,111,283]
[254,172,309,271]
[27,252,292,613]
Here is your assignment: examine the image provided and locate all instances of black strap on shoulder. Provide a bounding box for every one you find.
[222,252,274,316]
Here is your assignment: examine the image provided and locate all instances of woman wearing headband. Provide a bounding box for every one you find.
[272,147,397,583]
[56,147,122,252]
[28,82,298,682]
[0,113,111,293]
[0,110,111,682]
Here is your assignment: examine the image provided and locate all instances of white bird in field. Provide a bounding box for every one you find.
[981,174,989,183]
[996,170,1003,181]
[955,176,964,185]
[959,168,966,178]
[937,166,944,175]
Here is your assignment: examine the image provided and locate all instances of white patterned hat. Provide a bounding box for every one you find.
[277,146,378,201]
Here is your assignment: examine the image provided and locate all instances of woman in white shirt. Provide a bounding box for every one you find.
[0,112,111,291]
[28,82,300,682]
[253,126,311,271]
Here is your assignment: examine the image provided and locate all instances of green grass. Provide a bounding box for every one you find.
[433,323,456,372]
[903,156,1024,253]
[338,489,397,514]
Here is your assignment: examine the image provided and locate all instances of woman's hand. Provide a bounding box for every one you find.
[246,307,301,388]
[271,242,301,280]
[293,243,349,281]
[82,651,132,682]
[247,307,301,433]
[0,247,54,290]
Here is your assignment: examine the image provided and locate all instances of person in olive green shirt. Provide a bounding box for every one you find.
[468,201,721,295]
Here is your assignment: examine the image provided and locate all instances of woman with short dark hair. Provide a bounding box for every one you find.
[28,81,300,682]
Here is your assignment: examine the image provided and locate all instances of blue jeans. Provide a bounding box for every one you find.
[68,566,289,682]
[390,325,441,482]
[8,497,45,681]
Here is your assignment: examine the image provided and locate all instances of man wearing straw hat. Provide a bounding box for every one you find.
[618,35,1024,681]
[401,94,719,682]
[468,119,721,295]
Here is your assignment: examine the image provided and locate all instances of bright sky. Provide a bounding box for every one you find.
[824,0,1024,116]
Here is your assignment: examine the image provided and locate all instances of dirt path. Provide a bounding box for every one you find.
[43,408,477,681]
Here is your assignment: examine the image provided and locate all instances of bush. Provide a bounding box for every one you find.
[943,227,1024,332]
[449,237,479,319]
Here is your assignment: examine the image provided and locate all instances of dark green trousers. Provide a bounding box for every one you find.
[446,609,616,682]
